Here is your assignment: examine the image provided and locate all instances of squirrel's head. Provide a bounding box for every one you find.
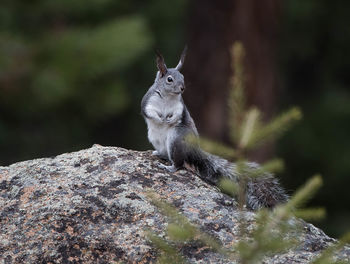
[155,47,187,95]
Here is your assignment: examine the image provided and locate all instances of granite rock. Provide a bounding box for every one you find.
[0,145,349,263]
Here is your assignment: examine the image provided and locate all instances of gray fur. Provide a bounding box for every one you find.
[141,50,288,210]
[141,49,192,163]
[196,154,288,210]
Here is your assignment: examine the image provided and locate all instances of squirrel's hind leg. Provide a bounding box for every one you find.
[159,128,187,173]
[157,144,182,173]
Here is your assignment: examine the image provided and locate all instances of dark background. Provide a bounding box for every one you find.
[1,0,349,237]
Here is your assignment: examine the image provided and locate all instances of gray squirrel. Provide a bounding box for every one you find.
[141,48,288,210]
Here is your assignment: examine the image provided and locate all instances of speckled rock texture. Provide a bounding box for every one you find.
[0,145,349,264]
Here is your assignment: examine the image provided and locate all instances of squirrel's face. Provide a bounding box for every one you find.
[158,69,185,95]
[155,47,187,95]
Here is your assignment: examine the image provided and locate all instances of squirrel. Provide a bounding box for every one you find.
[141,48,288,210]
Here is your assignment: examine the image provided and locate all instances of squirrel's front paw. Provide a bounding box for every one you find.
[158,163,177,173]
[164,113,179,125]
[165,113,173,123]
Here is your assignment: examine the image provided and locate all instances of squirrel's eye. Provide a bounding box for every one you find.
[166,76,173,83]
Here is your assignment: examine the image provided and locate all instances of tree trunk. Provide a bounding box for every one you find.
[184,0,280,162]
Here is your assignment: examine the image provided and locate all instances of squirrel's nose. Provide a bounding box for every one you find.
[180,85,185,92]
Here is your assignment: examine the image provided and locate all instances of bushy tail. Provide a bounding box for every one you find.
[185,149,288,210]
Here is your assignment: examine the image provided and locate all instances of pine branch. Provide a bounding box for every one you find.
[229,42,246,144]
[245,107,302,149]
[239,175,325,263]
[239,108,261,149]
[287,174,323,210]
[146,192,232,260]
[311,232,350,264]
[194,136,236,159]
[218,178,239,197]
[242,159,285,179]
[294,208,326,221]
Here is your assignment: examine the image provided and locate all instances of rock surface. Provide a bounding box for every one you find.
[0,145,349,264]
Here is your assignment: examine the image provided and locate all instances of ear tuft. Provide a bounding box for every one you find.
[155,49,168,77]
[175,45,187,71]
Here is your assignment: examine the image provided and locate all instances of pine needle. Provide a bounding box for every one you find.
[246,107,302,149]
[239,108,261,149]
[195,136,236,159]
[229,42,246,144]
[294,207,326,221]
[311,232,350,264]
[288,174,323,209]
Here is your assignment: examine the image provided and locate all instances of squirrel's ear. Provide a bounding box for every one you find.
[175,45,187,71]
[155,50,167,77]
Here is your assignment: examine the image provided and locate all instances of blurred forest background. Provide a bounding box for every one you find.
[1,0,349,238]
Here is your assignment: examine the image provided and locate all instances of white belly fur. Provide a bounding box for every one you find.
[147,119,176,159]
[144,93,183,160]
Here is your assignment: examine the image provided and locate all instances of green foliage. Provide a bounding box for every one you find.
[223,42,302,159]
[288,175,322,209]
[219,178,239,197]
[0,16,152,114]
[0,0,189,164]
[146,175,342,263]
[146,232,187,264]
[236,175,326,263]
[229,42,246,144]
[45,16,152,76]
[148,175,347,264]
[279,0,350,237]
[236,210,296,264]
[204,42,302,209]
[311,232,350,264]
[258,158,285,174]
[294,208,326,221]
[228,43,301,153]
[230,159,285,182]
[186,134,236,159]
[146,192,230,263]
[241,107,302,150]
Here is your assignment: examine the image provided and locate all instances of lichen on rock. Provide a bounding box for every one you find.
[0,145,349,263]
